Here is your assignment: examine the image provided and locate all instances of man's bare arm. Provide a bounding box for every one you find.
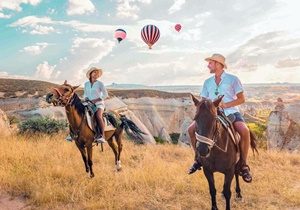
[220,92,245,108]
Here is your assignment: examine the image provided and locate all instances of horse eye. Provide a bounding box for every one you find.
[64,88,69,92]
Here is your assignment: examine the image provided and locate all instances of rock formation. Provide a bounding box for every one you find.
[266,98,300,152]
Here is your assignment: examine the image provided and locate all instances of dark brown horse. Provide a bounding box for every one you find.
[191,95,257,210]
[46,81,145,178]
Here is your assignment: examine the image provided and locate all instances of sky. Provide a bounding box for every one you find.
[0,0,300,86]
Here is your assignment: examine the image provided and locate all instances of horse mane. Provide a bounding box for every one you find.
[70,93,85,115]
[194,99,216,121]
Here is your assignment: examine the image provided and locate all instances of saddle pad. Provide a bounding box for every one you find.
[85,110,115,132]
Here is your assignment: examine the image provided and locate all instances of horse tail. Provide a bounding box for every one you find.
[105,111,121,128]
[120,114,146,143]
[249,130,259,155]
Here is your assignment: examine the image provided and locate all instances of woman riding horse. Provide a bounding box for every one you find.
[46,80,145,177]
[66,67,107,144]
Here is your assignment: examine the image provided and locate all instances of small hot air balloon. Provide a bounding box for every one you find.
[141,25,160,49]
[114,29,126,43]
[175,23,182,32]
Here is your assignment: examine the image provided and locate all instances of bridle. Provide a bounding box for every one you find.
[195,115,229,157]
[52,86,75,107]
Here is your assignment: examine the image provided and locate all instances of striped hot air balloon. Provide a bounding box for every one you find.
[114,29,126,43]
[175,24,182,32]
[141,25,160,49]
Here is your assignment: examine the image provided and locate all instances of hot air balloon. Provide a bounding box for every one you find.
[175,23,181,32]
[141,25,160,49]
[114,29,126,43]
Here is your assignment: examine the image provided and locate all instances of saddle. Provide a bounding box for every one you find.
[82,101,115,133]
[217,109,240,150]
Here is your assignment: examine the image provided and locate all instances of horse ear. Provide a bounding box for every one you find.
[213,95,224,107]
[191,94,200,106]
[72,85,80,90]
[64,80,67,85]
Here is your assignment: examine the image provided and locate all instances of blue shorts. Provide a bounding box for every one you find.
[227,112,245,123]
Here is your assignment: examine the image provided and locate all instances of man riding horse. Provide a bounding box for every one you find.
[188,53,252,183]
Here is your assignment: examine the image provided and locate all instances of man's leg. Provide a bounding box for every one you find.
[188,121,202,174]
[233,120,252,182]
[95,108,106,143]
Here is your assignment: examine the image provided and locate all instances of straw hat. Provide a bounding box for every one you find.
[205,53,227,69]
[86,67,103,79]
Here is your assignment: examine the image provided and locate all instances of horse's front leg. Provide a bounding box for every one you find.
[235,171,242,200]
[75,141,89,173]
[203,168,218,210]
[86,146,94,178]
[222,169,235,210]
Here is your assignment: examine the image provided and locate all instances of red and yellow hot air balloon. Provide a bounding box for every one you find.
[175,23,182,32]
[141,25,160,49]
[114,29,126,43]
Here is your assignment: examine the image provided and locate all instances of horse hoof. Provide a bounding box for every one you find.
[235,194,243,202]
[115,161,122,171]
[90,173,95,178]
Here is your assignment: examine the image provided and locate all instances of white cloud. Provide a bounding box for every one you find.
[10,16,52,27]
[20,42,49,55]
[59,20,116,32]
[0,71,30,79]
[10,16,57,35]
[0,12,11,19]
[276,57,300,68]
[67,0,95,15]
[116,0,152,20]
[168,0,186,14]
[30,25,55,34]
[35,61,61,80]
[56,37,115,84]
[10,16,116,34]
[116,0,139,20]
[0,0,41,12]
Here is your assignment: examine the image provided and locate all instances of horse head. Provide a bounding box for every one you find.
[191,94,224,158]
[46,80,80,106]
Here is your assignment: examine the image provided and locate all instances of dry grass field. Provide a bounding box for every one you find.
[0,133,300,209]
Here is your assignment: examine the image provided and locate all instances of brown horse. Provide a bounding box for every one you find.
[46,81,145,178]
[191,95,257,210]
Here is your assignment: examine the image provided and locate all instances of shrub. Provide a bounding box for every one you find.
[247,122,267,149]
[169,133,180,144]
[247,122,267,140]
[18,117,68,134]
[154,136,166,144]
[8,115,20,124]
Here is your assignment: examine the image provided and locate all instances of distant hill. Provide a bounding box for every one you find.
[0,78,190,99]
[0,78,59,98]
[107,83,148,89]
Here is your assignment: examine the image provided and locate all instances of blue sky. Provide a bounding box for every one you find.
[0,0,300,86]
